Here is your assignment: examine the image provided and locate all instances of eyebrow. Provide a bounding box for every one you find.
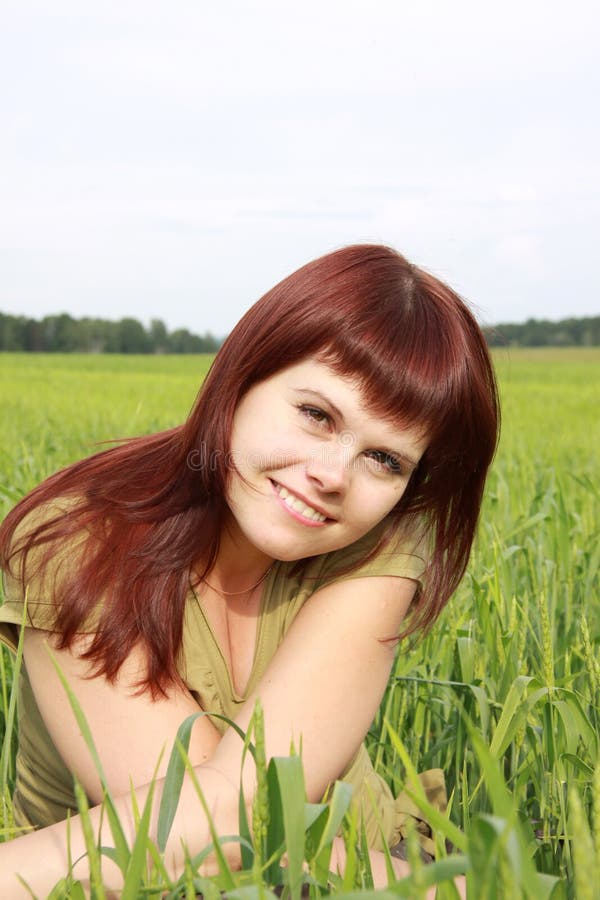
[295,387,345,421]
[293,387,421,471]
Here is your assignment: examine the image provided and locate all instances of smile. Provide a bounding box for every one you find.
[271,481,330,525]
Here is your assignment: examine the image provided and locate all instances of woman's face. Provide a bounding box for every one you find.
[225,357,428,563]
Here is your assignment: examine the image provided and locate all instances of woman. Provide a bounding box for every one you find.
[0,244,498,896]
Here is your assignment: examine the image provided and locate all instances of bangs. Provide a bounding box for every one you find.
[318,310,471,449]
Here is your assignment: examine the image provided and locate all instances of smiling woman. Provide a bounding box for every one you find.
[0,244,498,897]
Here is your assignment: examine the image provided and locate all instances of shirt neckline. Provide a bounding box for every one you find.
[189,563,279,702]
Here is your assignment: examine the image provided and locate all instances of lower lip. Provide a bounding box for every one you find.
[270,481,330,528]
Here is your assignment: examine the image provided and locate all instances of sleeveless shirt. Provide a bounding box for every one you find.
[0,504,445,852]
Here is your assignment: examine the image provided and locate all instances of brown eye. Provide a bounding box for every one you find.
[298,404,330,426]
[364,450,403,475]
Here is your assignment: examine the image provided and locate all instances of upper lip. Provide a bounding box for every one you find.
[271,480,336,521]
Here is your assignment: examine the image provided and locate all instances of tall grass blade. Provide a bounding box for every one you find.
[177,749,237,891]
[156,711,203,852]
[73,779,106,900]
[265,755,306,899]
[0,595,27,799]
[384,720,467,852]
[120,779,156,900]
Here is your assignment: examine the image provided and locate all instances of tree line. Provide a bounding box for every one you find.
[1,311,599,353]
[482,316,600,347]
[0,313,222,354]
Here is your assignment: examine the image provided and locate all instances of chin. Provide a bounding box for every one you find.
[252,528,357,564]
[251,539,314,563]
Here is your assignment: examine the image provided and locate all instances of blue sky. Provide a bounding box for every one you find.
[2,0,599,335]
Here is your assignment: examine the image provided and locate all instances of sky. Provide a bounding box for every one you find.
[2,0,599,336]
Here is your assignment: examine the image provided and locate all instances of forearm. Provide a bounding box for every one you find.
[330,837,432,894]
[0,775,464,900]
[0,765,241,899]
[329,837,467,898]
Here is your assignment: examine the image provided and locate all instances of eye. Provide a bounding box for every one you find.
[297,404,332,428]
[364,449,404,476]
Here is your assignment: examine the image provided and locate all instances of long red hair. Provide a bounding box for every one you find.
[0,245,499,694]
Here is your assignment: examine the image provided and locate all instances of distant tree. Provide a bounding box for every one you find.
[42,314,79,351]
[483,316,600,347]
[0,313,25,350]
[169,328,196,353]
[23,318,44,352]
[0,309,224,353]
[116,318,150,353]
[77,318,98,352]
[198,331,221,352]
[102,320,122,353]
[149,319,169,354]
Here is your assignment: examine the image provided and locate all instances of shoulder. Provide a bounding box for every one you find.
[264,516,428,632]
[306,515,429,589]
[0,495,88,632]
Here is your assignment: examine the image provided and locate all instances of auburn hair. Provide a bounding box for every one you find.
[0,244,499,694]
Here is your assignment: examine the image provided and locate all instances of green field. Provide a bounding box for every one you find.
[1,349,599,898]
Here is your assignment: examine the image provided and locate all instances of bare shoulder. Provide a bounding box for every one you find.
[301,572,418,639]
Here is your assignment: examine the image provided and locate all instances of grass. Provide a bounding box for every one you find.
[1,347,599,897]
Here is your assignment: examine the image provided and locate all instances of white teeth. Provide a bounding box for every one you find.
[283,493,297,511]
[275,483,327,522]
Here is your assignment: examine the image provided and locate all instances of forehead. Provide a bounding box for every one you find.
[272,357,366,400]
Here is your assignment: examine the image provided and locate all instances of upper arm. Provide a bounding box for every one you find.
[214,574,417,802]
[23,630,222,804]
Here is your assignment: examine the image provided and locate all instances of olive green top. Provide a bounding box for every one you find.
[0,509,445,852]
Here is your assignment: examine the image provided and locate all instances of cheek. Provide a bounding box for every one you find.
[253,432,316,474]
[229,435,293,483]
[353,481,406,522]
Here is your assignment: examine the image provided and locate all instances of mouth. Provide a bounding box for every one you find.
[270,480,333,526]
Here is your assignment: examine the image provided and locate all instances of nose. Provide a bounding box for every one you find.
[305,445,350,493]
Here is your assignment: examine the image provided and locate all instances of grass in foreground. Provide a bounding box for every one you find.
[1,349,599,897]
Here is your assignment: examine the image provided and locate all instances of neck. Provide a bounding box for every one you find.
[196,511,274,595]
